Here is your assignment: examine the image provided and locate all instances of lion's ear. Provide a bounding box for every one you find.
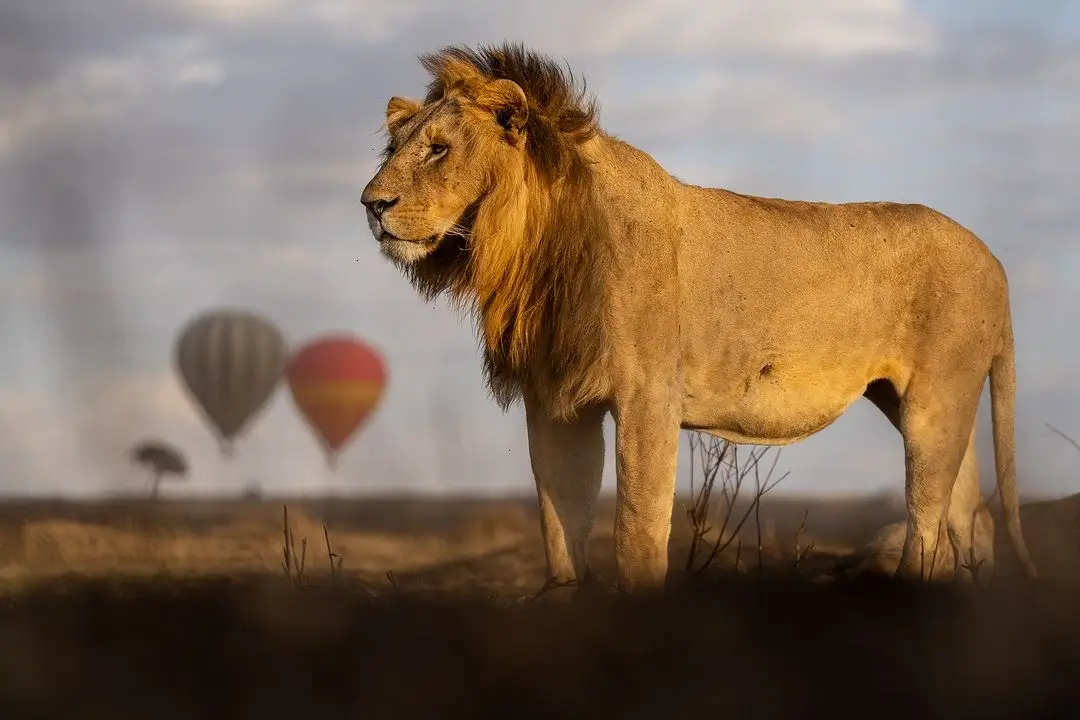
[474,79,528,146]
[385,96,421,135]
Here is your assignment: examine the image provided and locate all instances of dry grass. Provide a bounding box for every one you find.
[0,487,998,594]
[0,499,535,594]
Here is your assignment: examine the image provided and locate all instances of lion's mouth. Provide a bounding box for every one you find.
[379,231,438,245]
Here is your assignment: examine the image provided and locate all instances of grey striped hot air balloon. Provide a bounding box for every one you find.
[174,308,288,459]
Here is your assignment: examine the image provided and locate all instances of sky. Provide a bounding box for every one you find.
[1,0,1079,500]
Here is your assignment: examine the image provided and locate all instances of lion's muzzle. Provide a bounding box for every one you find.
[361,180,401,241]
[365,207,384,241]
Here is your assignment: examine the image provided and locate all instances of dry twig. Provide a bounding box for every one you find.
[684,433,789,575]
[323,522,343,581]
[280,504,307,585]
[791,509,815,572]
[1046,423,1080,454]
[527,576,579,603]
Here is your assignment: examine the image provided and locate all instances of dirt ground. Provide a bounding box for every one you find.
[0,493,1079,718]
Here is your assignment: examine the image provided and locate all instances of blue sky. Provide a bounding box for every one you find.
[1,0,1078,500]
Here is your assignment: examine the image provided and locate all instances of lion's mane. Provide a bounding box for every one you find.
[401,43,612,418]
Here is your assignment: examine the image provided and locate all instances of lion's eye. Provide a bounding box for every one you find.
[430,143,448,157]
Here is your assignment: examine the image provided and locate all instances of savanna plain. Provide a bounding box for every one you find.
[3,464,1080,719]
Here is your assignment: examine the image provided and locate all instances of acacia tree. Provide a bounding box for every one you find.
[130,439,189,500]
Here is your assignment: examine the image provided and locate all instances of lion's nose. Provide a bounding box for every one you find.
[361,195,399,219]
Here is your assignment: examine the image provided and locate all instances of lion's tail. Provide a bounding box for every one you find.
[989,306,1037,578]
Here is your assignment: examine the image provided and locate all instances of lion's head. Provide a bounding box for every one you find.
[361,77,525,266]
[361,44,610,417]
[361,44,597,264]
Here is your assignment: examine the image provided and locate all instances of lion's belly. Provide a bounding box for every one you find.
[679,360,894,446]
[680,407,852,446]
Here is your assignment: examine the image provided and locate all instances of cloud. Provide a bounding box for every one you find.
[604,69,848,156]
[174,0,935,58]
[0,35,223,157]
[539,0,936,58]
[98,372,203,430]
[190,0,440,44]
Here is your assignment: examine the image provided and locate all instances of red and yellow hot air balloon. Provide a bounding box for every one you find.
[285,335,388,467]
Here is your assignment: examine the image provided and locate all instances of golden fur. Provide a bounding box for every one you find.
[361,43,1037,591]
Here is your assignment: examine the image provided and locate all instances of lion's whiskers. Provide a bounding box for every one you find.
[438,219,475,247]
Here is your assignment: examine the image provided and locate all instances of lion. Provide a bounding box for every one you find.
[360,42,1037,591]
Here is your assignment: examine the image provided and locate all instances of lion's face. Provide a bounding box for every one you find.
[361,79,529,265]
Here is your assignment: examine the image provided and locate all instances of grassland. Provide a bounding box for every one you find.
[0,493,1078,718]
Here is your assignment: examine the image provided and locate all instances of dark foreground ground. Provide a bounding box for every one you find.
[0,495,1079,718]
[2,574,1080,719]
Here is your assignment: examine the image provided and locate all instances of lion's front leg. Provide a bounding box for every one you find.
[612,394,681,591]
[525,399,606,587]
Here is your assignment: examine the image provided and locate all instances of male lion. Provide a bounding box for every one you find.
[360,43,1037,590]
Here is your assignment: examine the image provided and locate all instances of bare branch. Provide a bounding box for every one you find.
[1046,423,1080,455]
[682,431,790,576]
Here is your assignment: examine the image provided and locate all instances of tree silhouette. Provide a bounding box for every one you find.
[130,439,189,500]
[242,479,264,501]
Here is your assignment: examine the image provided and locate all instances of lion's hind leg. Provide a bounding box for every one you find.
[864,379,987,581]
[945,424,995,583]
[894,374,985,582]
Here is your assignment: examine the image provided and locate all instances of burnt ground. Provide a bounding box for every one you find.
[0,494,1078,718]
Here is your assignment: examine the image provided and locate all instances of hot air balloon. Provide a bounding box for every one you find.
[174,308,288,459]
[285,335,388,467]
